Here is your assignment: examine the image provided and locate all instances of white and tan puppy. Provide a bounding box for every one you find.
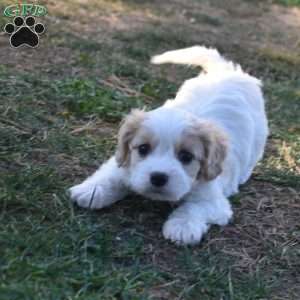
[69,46,268,245]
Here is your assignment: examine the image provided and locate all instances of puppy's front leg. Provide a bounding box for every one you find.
[163,180,232,245]
[69,156,129,209]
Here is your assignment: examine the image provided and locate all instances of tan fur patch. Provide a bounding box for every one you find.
[176,133,204,180]
[115,109,146,167]
[185,121,228,181]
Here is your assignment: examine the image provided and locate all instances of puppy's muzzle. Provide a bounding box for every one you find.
[150,172,169,187]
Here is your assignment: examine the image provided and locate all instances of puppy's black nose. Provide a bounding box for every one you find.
[150,172,168,187]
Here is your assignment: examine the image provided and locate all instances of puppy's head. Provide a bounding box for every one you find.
[116,108,228,201]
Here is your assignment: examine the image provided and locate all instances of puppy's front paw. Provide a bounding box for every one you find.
[214,207,233,226]
[162,217,209,245]
[69,183,106,209]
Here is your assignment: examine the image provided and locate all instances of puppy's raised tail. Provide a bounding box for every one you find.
[151,46,241,73]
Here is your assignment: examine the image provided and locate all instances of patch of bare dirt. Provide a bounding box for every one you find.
[1,0,299,75]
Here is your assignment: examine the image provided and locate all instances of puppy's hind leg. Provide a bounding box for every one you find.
[69,156,129,209]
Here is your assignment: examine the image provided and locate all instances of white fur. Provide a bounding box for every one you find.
[69,46,268,245]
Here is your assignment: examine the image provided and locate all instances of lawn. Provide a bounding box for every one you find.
[0,0,299,299]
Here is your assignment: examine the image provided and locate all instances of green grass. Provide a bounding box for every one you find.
[274,0,300,6]
[0,66,275,300]
[1,0,300,299]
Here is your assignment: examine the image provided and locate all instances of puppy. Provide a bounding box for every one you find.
[69,46,268,245]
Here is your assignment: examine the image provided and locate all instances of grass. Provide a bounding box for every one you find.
[274,0,300,6]
[0,0,300,299]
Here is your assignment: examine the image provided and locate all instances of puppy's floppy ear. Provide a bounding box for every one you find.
[196,122,228,181]
[115,109,145,167]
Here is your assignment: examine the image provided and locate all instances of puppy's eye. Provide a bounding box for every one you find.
[178,150,194,164]
[138,144,151,156]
